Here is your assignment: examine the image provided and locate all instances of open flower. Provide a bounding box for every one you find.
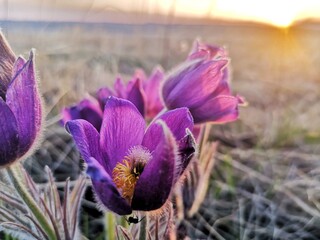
[66,97,195,215]
[162,42,243,124]
[0,33,42,167]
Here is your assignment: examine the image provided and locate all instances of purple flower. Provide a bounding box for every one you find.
[97,67,165,120]
[66,97,195,215]
[97,76,145,116]
[63,66,165,131]
[61,96,103,130]
[62,75,146,132]
[0,34,42,167]
[162,42,243,124]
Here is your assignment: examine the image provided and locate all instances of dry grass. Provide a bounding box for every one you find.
[1,20,320,239]
[4,21,320,148]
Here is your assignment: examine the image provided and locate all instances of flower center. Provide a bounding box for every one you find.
[112,146,151,203]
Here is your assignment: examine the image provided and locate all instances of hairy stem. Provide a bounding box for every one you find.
[105,211,115,240]
[7,163,57,240]
[139,216,147,240]
[120,216,129,228]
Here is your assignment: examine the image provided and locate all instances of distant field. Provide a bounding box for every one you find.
[2,20,319,149]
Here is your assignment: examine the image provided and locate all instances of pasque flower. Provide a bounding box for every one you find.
[0,33,42,167]
[62,75,145,130]
[63,66,165,130]
[97,66,165,120]
[66,97,195,215]
[162,41,243,124]
[97,76,145,116]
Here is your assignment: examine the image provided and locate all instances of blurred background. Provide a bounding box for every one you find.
[1,0,319,148]
[1,0,320,239]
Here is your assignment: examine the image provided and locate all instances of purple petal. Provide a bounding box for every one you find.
[144,108,195,177]
[236,94,248,106]
[131,68,147,82]
[61,106,81,125]
[126,78,146,116]
[96,87,114,109]
[188,48,209,61]
[0,33,15,99]
[158,108,194,140]
[163,59,229,110]
[11,53,26,76]
[144,66,163,93]
[178,129,196,175]
[113,77,126,98]
[6,51,42,156]
[144,66,164,119]
[210,67,231,96]
[62,97,103,131]
[77,98,103,131]
[204,44,228,59]
[143,107,194,153]
[87,157,132,215]
[188,40,227,60]
[0,98,19,166]
[66,120,106,171]
[190,95,240,124]
[132,120,178,211]
[162,60,200,102]
[100,97,145,172]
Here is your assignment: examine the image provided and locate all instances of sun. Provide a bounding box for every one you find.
[151,0,320,28]
[213,0,320,27]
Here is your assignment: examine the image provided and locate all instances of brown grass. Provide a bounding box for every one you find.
[2,20,320,239]
[4,22,319,149]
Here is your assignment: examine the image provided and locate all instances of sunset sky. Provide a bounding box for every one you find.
[1,0,320,27]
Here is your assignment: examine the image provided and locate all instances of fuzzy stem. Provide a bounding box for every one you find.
[7,163,57,240]
[105,211,115,240]
[120,216,129,228]
[139,216,147,240]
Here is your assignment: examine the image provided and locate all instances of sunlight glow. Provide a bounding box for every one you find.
[119,0,320,27]
[212,0,320,27]
[2,0,320,26]
[173,0,320,27]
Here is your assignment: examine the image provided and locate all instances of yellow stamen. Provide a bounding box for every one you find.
[112,158,139,202]
[112,146,152,203]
